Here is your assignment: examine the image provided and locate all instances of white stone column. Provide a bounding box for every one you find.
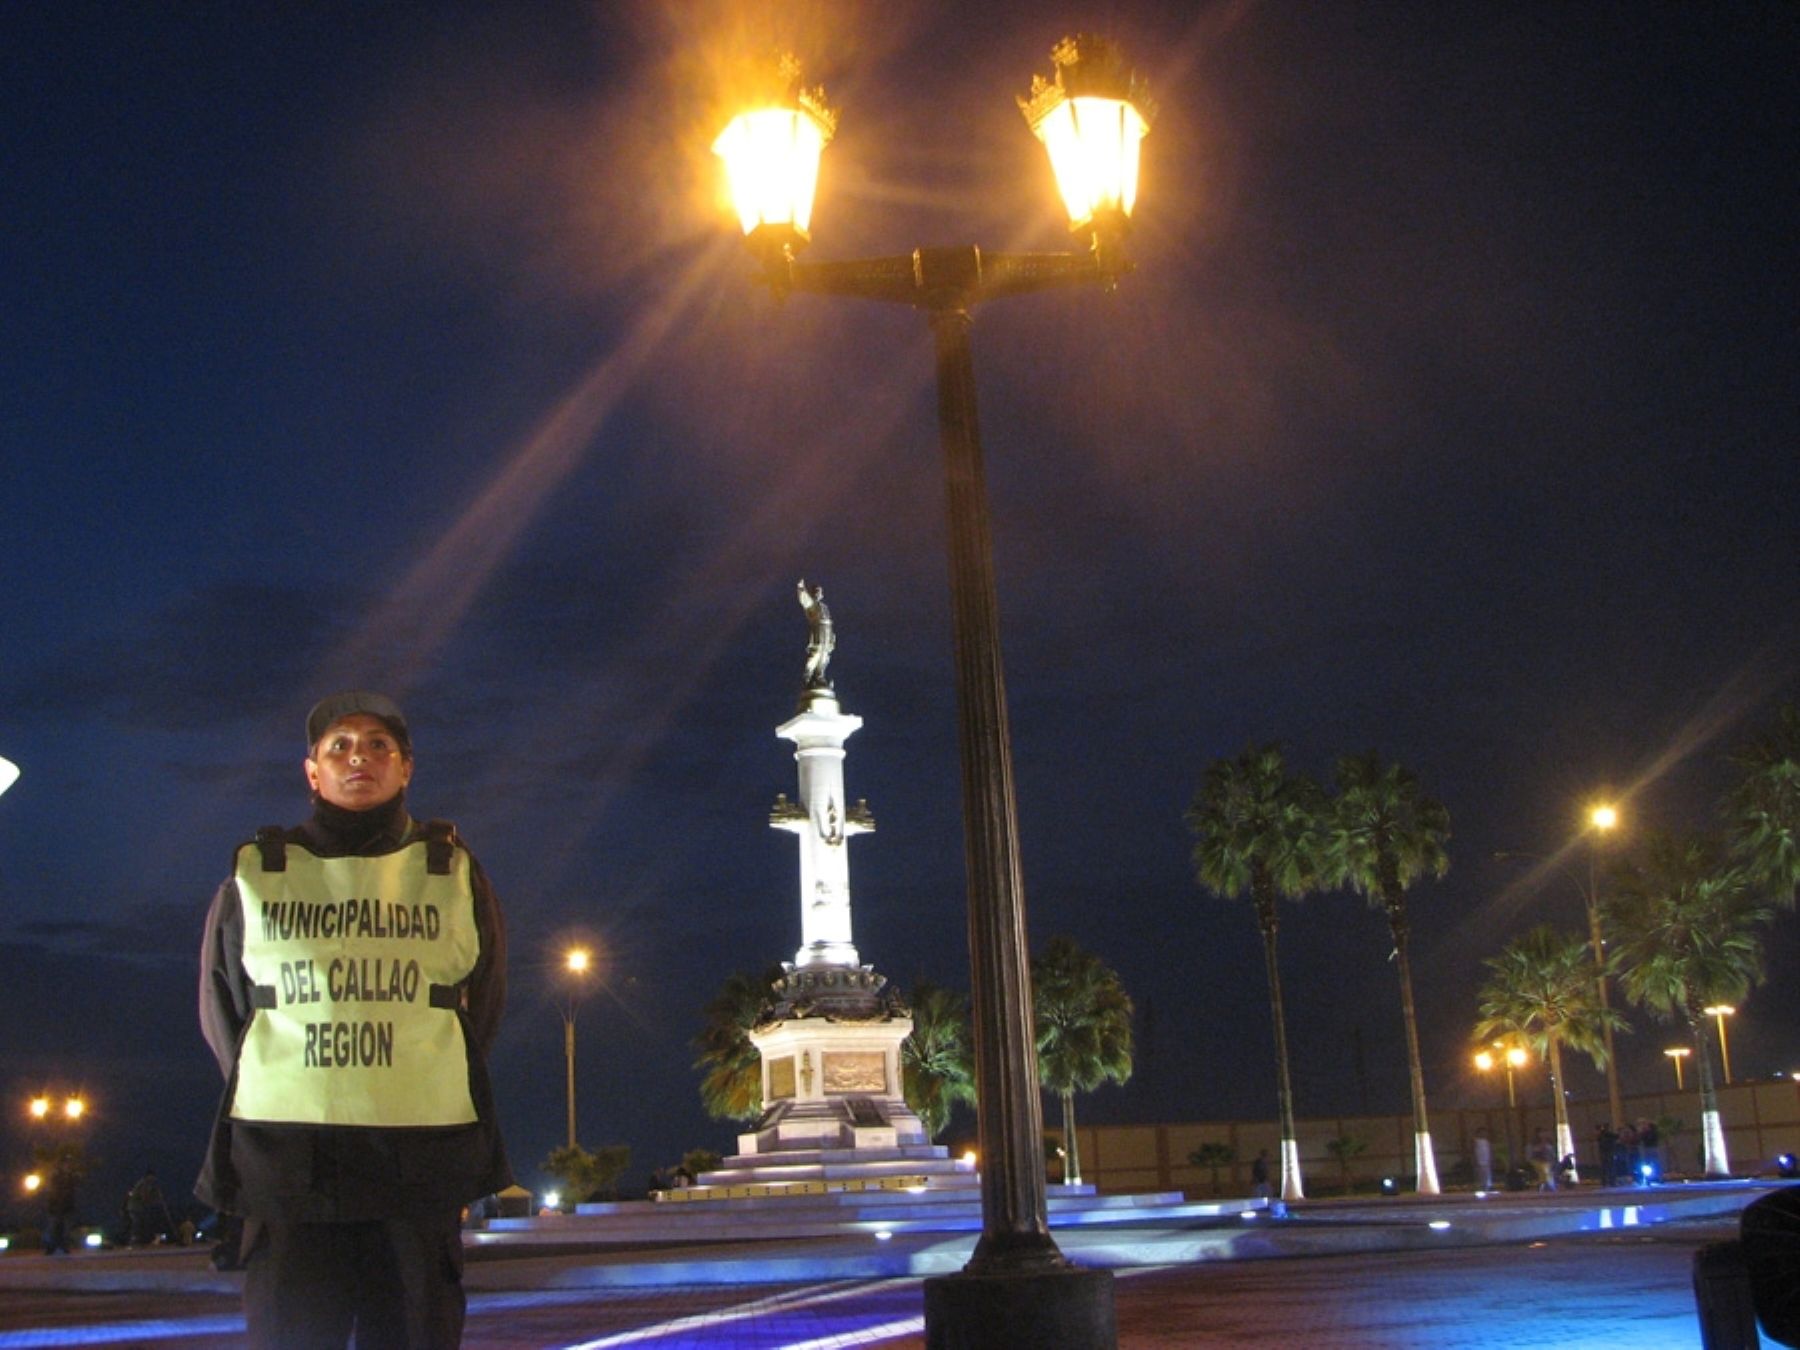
[774,691,871,969]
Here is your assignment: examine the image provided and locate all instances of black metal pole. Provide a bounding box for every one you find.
[921,303,1115,1348]
[931,305,1054,1262]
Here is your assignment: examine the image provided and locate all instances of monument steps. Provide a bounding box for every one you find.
[478,1184,1221,1248]
[699,1158,978,1187]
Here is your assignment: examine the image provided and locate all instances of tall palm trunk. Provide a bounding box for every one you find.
[1388,903,1440,1194]
[1060,1088,1081,1186]
[1548,1034,1577,1181]
[1257,899,1305,1200]
[1688,1008,1730,1176]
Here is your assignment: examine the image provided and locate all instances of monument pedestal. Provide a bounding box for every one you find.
[742,966,925,1158]
[714,961,949,1190]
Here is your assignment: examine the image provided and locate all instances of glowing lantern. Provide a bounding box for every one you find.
[1020,35,1155,240]
[713,55,838,263]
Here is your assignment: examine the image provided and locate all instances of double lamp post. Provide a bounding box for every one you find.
[713,35,1152,1349]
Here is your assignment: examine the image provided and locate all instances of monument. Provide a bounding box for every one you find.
[482,582,1205,1237]
[706,582,966,1187]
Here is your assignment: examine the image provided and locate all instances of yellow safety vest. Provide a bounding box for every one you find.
[229,832,481,1128]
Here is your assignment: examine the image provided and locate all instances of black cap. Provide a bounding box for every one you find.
[305,691,411,756]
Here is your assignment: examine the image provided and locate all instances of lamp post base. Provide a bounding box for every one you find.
[924,1265,1115,1349]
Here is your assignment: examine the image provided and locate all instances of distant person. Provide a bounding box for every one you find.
[1250,1150,1272,1199]
[1618,1121,1640,1183]
[1594,1123,1619,1187]
[196,691,512,1348]
[1635,1118,1660,1184]
[1472,1128,1494,1191]
[1529,1129,1556,1191]
[41,1158,79,1255]
[127,1169,167,1245]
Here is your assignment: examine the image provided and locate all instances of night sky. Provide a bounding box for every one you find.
[2,1,1795,1223]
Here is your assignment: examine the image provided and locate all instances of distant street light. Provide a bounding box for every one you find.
[1494,799,1625,1128]
[1664,1046,1691,1091]
[1586,802,1623,1128]
[1701,1005,1736,1086]
[22,1172,41,1194]
[25,1093,85,1124]
[1474,1042,1529,1173]
[561,947,596,1150]
[715,35,1152,1346]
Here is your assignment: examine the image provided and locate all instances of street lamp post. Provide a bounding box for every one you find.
[715,37,1152,1349]
[1664,1046,1690,1091]
[1702,1005,1736,1086]
[561,948,594,1151]
[1494,800,1625,1129]
[1586,804,1624,1129]
[1474,1043,1528,1177]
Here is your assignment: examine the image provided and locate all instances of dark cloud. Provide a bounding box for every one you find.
[14,901,199,964]
[6,582,357,730]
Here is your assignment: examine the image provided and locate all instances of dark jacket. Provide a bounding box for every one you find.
[195,807,511,1221]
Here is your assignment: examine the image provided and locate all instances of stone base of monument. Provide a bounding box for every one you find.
[734,974,931,1180]
[697,1143,976,1193]
[924,1264,1116,1349]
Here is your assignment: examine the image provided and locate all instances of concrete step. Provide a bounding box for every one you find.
[493,1186,1212,1248]
[706,1142,957,1172]
[698,1160,979,1188]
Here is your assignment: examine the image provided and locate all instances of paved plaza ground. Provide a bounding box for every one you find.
[0,1189,1774,1348]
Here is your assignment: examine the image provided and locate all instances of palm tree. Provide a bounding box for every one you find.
[1032,935,1134,1187]
[691,965,781,1124]
[901,979,976,1139]
[1474,924,1626,1179]
[1185,742,1325,1200]
[1606,830,1768,1176]
[1725,703,1800,906]
[1324,750,1451,1194]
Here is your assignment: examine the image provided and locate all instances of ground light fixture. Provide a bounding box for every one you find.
[716,35,1153,1350]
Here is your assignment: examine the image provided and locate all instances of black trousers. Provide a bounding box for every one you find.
[242,1213,465,1350]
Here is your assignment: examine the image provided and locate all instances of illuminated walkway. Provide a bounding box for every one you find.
[0,1185,1774,1347]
